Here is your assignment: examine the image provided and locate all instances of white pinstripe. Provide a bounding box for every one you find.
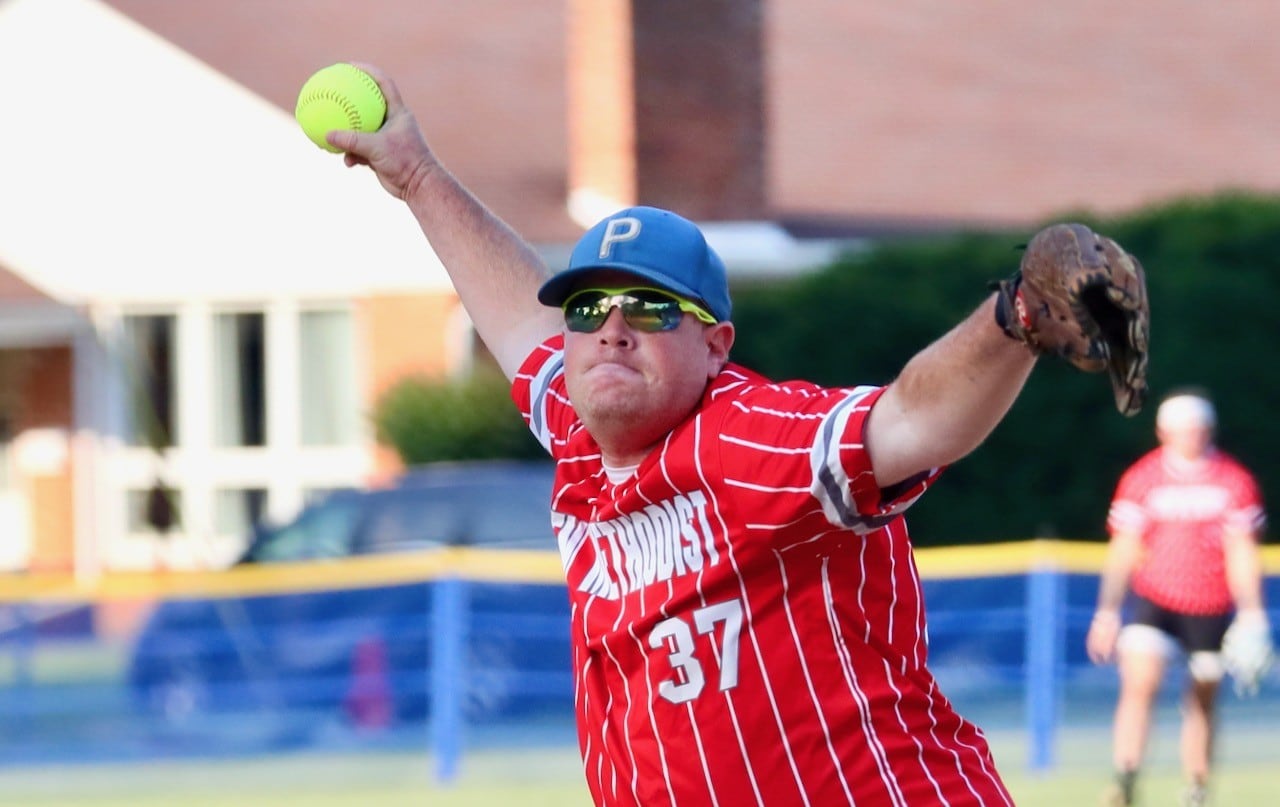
[772,550,856,803]
[578,500,635,804]
[681,700,720,807]
[892,523,927,670]
[879,655,949,805]
[688,416,768,807]
[735,404,828,421]
[575,606,609,802]
[856,529,872,644]
[920,676,1004,806]
[718,434,812,454]
[599,589,644,804]
[744,508,828,533]
[884,531,898,650]
[945,724,999,805]
[723,479,813,494]
[946,713,1011,805]
[821,559,908,807]
[656,438,723,807]
[629,614,680,807]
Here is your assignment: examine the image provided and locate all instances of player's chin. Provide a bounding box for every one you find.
[581,381,638,410]
[573,364,641,394]
[575,381,649,422]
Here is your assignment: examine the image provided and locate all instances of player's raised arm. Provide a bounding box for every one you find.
[865,297,1036,487]
[866,223,1150,488]
[320,64,562,379]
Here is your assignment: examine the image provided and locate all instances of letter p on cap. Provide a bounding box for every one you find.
[599,217,642,259]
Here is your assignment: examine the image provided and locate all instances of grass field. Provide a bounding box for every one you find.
[0,742,1274,807]
[4,639,1277,806]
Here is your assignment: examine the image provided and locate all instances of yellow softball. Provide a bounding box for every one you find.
[295,63,387,153]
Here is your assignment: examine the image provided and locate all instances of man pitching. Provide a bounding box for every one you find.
[325,64,1149,806]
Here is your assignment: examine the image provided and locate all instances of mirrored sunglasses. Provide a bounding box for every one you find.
[562,287,717,333]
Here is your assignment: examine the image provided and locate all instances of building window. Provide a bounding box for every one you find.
[299,309,358,446]
[126,485,183,534]
[214,487,268,538]
[213,312,266,447]
[122,315,177,448]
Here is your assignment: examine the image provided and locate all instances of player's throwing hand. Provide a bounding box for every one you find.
[323,63,440,203]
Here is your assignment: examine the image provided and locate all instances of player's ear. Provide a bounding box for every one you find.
[704,321,735,377]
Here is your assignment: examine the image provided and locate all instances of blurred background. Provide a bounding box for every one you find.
[0,0,1278,804]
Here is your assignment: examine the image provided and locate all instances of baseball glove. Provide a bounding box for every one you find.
[993,223,1150,416]
[1222,611,1275,698]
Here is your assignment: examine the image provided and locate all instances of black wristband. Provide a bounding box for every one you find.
[991,271,1023,340]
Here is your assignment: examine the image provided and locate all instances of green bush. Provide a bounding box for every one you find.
[372,370,545,465]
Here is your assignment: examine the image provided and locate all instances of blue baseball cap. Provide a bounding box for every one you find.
[537,206,732,322]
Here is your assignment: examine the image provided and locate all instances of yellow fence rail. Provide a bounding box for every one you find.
[3,540,1277,603]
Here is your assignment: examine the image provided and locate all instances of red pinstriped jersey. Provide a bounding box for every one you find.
[1108,447,1266,615]
[513,337,1011,807]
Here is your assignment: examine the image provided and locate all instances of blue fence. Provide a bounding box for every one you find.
[1,545,1277,782]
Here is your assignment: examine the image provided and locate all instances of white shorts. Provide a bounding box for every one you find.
[1117,624,1226,683]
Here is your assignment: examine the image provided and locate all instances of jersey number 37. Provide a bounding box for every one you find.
[649,599,744,705]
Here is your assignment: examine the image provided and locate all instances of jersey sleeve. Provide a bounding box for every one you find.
[1224,461,1267,537]
[510,335,576,459]
[812,385,943,530]
[715,380,943,536]
[1107,455,1152,537]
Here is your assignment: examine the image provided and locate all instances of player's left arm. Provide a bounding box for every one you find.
[1087,529,1142,664]
[865,296,1036,487]
[1224,525,1266,614]
[1221,521,1273,696]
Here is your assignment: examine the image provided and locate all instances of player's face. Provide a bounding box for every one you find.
[1157,423,1213,461]
[561,273,734,461]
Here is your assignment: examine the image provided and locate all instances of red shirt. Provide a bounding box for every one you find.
[1108,447,1266,615]
[513,337,1011,807]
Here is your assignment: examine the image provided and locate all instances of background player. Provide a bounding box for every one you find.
[325,64,1145,806]
[1087,389,1270,807]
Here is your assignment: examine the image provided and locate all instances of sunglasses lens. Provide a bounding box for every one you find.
[563,289,687,333]
[564,293,608,332]
[620,293,683,332]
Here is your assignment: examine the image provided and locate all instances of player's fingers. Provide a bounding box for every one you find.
[327,130,352,154]
[1086,626,1115,665]
[347,61,404,110]
[325,128,378,160]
